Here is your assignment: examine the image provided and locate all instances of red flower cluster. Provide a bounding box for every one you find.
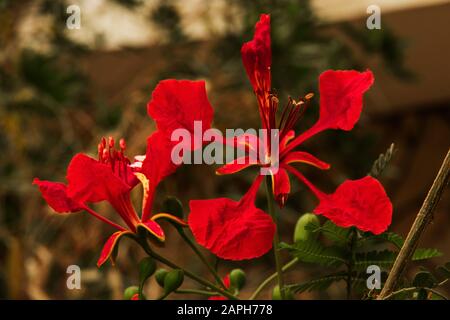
[34,14,393,268]
[188,14,392,261]
[34,80,213,267]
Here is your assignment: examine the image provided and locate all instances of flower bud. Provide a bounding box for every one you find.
[155,268,169,287]
[272,285,294,300]
[123,286,139,300]
[139,257,156,285]
[229,269,246,290]
[294,213,320,242]
[163,269,184,294]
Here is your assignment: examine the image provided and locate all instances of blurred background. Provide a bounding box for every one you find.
[0,0,449,299]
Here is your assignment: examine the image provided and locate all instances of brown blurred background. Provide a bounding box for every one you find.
[0,0,449,299]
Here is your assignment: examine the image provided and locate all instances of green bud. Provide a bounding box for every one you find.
[139,257,157,285]
[155,268,169,287]
[123,286,139,300]
[272,285,294,300]
[161,196,184,219]
[229,269,246,290]
[164,269,184,294]
[294,213,320,242]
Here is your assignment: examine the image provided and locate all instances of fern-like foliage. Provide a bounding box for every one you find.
[353,250,397,271]
[412,248,443,261]
[280,240,347,267]
[288,272,367,294]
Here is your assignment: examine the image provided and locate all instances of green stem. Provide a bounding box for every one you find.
[265,176,285,299]
[250,257,299,300]
[138,238,237,300]
[382,286,448,300]
[175,289,218,297]
[346,227,357,300]
[178,229,226,289]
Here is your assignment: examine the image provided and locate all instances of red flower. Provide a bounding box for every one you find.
[34,80,213,267]
[222,15,375,207]
[188,14,392,260]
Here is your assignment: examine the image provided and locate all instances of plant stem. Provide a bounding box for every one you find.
[178,229,226,289]
[265,176,285,299]
[249,257,299,300]
[346,227,357,300]
[382,286,448,300]
[378,148,450,299]
[175,289,218,297]
[138,238,237,300]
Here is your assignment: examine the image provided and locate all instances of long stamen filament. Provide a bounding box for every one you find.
[82,205,127,231]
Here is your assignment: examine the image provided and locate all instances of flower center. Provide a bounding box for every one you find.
[276,93,313,141]
[98,136,132,184]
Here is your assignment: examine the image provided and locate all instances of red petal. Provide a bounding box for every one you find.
[283,151,330,170]
[141,131,179,219]
[280,130,295,150]
[283,70,374,154]
[97,231,131,267]
[314,176,392,235]
[188,176,275,260]
[272,168,290,207]
[318,69,374,131]
[216,156,259,175]
[147,79,213,143]
[33,178,82,213]
[137,220,165,241]
[66,153,131,203]
[241,14,271,92]
[209,296,228,300]
[223,274,231,288]
[220,133,261,152]
[131,294,140,300]
[151,213,188,227]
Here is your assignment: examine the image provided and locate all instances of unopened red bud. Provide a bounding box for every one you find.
[101,137,107,147]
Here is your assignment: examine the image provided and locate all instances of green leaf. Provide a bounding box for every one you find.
[280,240,346,267]
[353,250,397,271]
[288,272,366,294]
[378,232,404,249]
[318,220,350,245]
[357,231,404,249]
[412,248,443,261]
[288,273,347,293]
